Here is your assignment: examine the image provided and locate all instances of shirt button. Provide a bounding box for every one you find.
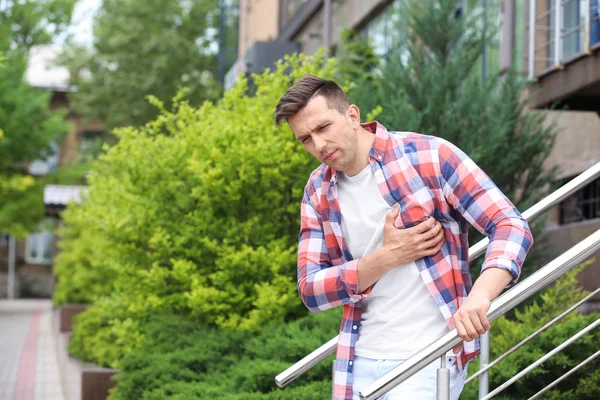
[349,361,353,366]
[352,325,357,330]
[377,155,383,161]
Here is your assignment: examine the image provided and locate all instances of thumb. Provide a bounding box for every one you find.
[453,343,462,354]
[387,206,400,220]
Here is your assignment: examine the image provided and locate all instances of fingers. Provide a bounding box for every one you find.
[424,237,444,256]
[457,318,478,342]
[421,225,444,248]
[414,216,437,233]
[478,307,491,331]
[453,343,462,354]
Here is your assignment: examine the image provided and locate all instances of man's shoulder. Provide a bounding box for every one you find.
[386,131,448,161]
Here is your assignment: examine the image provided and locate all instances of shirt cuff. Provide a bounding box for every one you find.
[481,257,521,288]
[339,259,368,303]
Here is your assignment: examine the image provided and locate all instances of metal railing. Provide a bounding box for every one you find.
[275,161,600,390]
[359,230,600,399]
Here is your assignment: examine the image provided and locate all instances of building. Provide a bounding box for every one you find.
[228,0,600,302]
[0,45,104,299]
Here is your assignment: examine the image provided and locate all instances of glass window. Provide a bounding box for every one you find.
[26,230,54,264]
[28,141,59,176]
[360,0,405,60]
[281,0,311,24]
[591,0,600,45]
[562,0,584,60]
[559,175,600,224]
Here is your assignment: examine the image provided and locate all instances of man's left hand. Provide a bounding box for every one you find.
[452,292,491,354]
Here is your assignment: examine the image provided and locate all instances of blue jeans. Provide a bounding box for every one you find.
[352,355,467,400]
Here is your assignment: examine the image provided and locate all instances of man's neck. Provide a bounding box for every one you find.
[343,127,376,176]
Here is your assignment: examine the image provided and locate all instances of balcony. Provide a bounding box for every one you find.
[524,0,600,109]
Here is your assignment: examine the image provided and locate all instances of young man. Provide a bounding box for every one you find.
[274,75,533,400]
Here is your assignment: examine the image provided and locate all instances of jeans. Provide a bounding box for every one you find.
[352,355,467,400]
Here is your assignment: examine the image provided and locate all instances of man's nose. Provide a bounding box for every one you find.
[313,135,326,152]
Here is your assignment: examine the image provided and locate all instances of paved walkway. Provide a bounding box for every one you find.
[0,300,65,400]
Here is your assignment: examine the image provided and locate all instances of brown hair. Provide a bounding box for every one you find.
[274,74,351,126]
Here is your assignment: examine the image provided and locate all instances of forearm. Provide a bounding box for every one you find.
[469,268,513,302]
[357,247,395,292]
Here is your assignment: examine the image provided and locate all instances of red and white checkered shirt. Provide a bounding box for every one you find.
[297,121,533,399]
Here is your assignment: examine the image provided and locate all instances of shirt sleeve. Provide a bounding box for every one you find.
[297,190,367,313]
[436,138,534,287]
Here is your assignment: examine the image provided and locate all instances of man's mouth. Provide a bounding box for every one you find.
[323,150,337,161]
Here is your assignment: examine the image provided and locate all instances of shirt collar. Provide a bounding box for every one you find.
[362,120,389,162]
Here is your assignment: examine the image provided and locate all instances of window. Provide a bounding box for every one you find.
[281,0,311,24]
[559,176,600,224]
[592,0,600,46]
[26,230,54,264]
[80,131,105,152]
[360,0,405,60]
[0,234,9,248]
[28,141,59,175]
[562,0,584,60]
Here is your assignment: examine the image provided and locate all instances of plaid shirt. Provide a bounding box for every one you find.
[297,122,533,400]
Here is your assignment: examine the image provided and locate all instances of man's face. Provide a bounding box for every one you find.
[288,95,360,173]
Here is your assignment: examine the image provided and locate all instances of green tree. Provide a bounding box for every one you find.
[0,0,77,51]
[59,0,221,130]
[0,0,76,236]
[56,51,339,367]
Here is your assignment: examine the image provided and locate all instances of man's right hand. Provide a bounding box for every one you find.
[381,207,444,267]
[357,207,444,292]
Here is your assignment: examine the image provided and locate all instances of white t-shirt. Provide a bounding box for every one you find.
[336,164,449,359]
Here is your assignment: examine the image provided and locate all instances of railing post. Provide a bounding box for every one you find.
[528,0,536,79]
[478,331,490,399]
[554,0,562,66]
[8,235,16,300]
[437,355,450,400]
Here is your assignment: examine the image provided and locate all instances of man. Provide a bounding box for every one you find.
[274,75,533,400]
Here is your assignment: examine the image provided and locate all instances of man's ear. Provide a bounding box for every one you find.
[347,104,361,128]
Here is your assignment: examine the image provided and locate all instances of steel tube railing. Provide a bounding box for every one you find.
[275,161,600,389]
[465,286,600,384]
[275,336,337,388]
[480,318,600,400]
[528,349,600,400]
[359,229,600,399]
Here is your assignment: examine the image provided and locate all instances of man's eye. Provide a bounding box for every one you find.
[301,137,311,144]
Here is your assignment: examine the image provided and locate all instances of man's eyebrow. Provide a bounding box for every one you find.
[295,120,331,141]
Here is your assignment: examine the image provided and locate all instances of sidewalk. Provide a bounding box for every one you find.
[0,300,65,400]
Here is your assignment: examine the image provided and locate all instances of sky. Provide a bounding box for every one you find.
[25,0,101,88]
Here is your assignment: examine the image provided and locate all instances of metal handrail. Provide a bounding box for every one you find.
[275,161,600,389]
[528,349,600,400]
[359,229,600,399]
[465,286,600,384]
[479,317,600,400]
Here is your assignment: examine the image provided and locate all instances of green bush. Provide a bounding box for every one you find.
[55,50,346,368]
[462,263,600,399]
[108,309,341,400]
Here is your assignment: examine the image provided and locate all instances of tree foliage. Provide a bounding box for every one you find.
[0,0,75,236]
[57,51,338,367]
[107,309,341,400]
[59,0,221,130]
